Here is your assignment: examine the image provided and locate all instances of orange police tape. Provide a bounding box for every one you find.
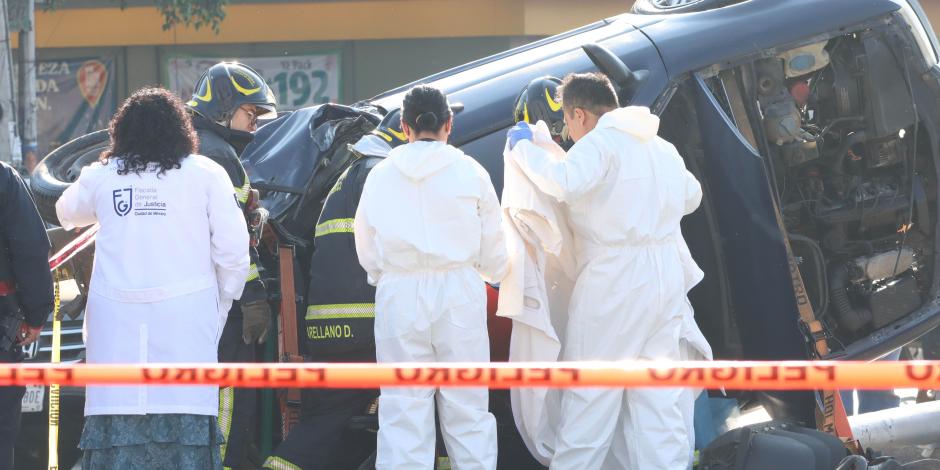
[1,361,940,390]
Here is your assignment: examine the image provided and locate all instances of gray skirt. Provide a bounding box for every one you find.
[79,414,224,470]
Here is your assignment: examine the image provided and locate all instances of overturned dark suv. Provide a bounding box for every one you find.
[363,0,940,425]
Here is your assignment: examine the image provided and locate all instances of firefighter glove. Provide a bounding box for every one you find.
[241,299,272,344]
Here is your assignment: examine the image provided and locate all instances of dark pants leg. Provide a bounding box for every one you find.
[266,349,378,470]
[0,350,24,470]
[264,388,377,470]
[218,303,258,469]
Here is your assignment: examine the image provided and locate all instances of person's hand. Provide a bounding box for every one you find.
[241,300,271,344]
[507,122,533,150]
[17,324,42,346]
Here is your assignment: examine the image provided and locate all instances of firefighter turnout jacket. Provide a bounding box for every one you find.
[192,114,267,469]
[192,115,266,304]
[305,152,383,358]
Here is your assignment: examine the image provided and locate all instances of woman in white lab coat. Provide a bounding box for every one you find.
[56,87,249,470]
[354,85,508,470]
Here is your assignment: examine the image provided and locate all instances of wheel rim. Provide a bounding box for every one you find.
[42,133,110,184]
[61,148,105,183]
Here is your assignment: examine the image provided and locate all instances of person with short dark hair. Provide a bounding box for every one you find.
[506,72,712,469]
[0,161,52,470]
[354,85,507,469]
[555,73,619,120]
[56,87,249,470]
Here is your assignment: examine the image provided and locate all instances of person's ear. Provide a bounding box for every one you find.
[574,108,587,126]
[401,118,415,141]
[444,117,453,135]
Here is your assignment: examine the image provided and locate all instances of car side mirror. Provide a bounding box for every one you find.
[581,43,649,106]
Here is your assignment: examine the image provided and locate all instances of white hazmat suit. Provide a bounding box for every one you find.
[354,140,508,470]
[508,107,712,470]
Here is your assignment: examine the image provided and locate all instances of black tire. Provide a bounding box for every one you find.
[30,130,110,226]
[631,0,744,15]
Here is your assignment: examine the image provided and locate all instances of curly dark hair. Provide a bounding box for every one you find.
[102,87,198,175]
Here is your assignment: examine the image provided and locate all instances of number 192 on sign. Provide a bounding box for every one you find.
[270,70,331,108]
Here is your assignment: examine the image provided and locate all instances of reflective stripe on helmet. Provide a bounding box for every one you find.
[305,303,375,320]
[387,127,407,142]
[314,218,354,237]
[230,74,262,96]
[545,87,562,112]
[195,79,213,103]
[374,127,407,144]
[374,130,393,142]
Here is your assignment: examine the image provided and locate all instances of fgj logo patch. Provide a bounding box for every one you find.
[112,188,133,216]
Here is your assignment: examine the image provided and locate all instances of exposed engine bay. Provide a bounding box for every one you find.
[754,26,936,347]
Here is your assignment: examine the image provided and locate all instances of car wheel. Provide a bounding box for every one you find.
[30,130,110,226]
[631,0,745,14]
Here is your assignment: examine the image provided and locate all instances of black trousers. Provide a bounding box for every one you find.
[0,350,24,470]
[264,349,378,470]
[218,303,258,469]
[264,388,378,470]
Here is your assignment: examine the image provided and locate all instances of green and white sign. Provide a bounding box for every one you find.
[165,53,342,110]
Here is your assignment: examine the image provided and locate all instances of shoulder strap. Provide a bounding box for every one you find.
[770,194,860,452]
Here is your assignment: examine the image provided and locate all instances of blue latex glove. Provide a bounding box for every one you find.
[507,122,533,150]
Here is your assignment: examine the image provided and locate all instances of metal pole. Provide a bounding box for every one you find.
[17,0,36,172]
[848,400,940,449]
[0,0,18,165]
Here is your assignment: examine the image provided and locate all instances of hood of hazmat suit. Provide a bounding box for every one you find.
[510,106,712,470]
[354,140,507,469]
[356,140,508,283]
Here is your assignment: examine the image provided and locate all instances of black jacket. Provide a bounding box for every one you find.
[0,162,52,327]
[191,114,266,308]
[192,115,253,194]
